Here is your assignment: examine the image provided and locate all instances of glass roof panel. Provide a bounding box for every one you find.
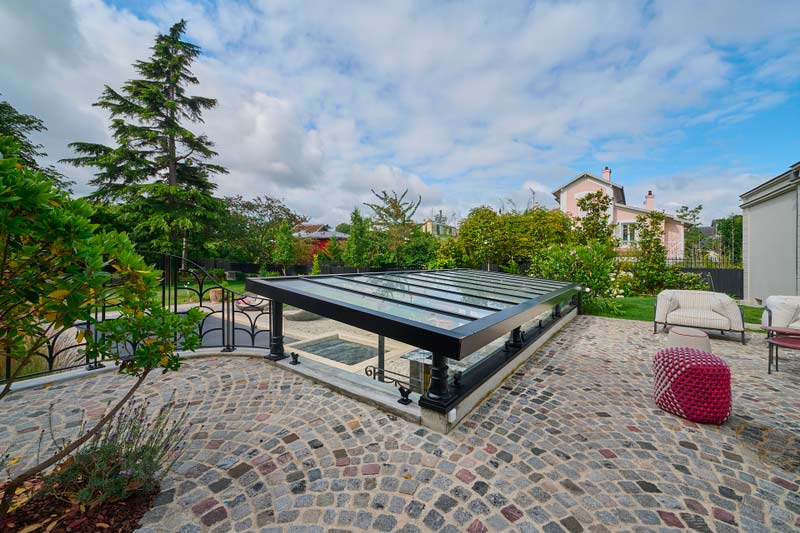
[424,270,548,291]
[274,279,471,330]
[312,277,493,319]
[458,270,566,289]
[351,275,511,310]
[397,272,546,298]
[380,273,528,303]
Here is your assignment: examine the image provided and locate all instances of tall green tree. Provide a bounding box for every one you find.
[714,214,743,265]
[343,208,370,271]
[0,95,71,189]
[676,204,704,259]
[273,220,297,275]
[632,210,670,294]
[216,195,306,265]
[456,206,500,268]
[364,189,421,266]
[63,20,227,258]
[575,191,616,247]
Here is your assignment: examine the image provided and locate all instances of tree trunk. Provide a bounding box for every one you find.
[167,82,177,187]
[0,368,151,521]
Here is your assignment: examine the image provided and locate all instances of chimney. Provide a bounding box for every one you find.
[645,190,655,210]
[602,166,611,181]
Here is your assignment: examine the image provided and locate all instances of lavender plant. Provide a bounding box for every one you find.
[45,394,191,504]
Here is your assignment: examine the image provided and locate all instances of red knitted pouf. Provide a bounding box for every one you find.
[652,347,731,424]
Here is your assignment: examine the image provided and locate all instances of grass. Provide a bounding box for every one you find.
[150,279,247,305]
[587,295,764,325]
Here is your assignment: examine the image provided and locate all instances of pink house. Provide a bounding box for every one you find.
[552,167,685,258]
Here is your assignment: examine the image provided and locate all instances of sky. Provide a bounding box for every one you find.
[1,0,799,225]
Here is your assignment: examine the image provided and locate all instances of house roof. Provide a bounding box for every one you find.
[294,223,329,234]
[293,223,348,240]
[614,202,683,223]
[740,161,800,208]
[552,172,626,204]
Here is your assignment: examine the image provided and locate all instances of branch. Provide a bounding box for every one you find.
[0,367,152,520]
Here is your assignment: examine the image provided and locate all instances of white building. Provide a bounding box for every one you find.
[740,161,800,304]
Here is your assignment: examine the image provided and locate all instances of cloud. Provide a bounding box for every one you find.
[1,0,798,224]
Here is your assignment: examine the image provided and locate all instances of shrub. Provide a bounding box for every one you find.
[630,211,672,294]
[258,266,281,277]
[310,253,321,275]
[0,136,201,519]
[610,269,636,297]
[500,259,521,274]
[208,268,226,280]
[667,270,711,291]
[427,238,460,270]
[45,398,189,504]
[529,241,616,305]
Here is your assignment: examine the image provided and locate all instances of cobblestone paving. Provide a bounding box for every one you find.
[2,316,799,532]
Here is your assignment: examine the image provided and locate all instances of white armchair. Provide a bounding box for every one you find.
[761,295,800,329]
[655,290,745,343]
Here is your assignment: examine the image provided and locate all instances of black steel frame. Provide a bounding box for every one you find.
[246,269,578,411]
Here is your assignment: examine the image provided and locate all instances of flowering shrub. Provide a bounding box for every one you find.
[45,397,189,504]
[610,269,636,297]
[529,241,616,305]
[668,270,710,291]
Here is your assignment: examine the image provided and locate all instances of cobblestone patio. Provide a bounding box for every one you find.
[2,315,799,532]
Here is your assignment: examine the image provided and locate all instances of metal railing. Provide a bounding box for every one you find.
[1,253,272,384]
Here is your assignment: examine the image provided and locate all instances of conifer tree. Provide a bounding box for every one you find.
[63,20,227,256]
[0,95,72,189]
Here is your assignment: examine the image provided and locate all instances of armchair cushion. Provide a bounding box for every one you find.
[666,309,730,331]
[656,290,743,332]
[762,295,800,328]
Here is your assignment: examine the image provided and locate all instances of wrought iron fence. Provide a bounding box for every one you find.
[665,257,742,269]
[1,253,272,384]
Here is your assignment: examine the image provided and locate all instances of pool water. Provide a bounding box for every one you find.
[297,337,378,365]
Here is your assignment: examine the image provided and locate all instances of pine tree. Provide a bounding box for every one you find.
[63,20,227,257]
[0,95,72,189]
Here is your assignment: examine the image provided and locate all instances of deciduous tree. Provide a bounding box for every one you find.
[364,189,421,266]
[575,191,616,247]
[0,137,201,520]
[676,204,704,259]
[274,220,297,275]
[343,208,370,271]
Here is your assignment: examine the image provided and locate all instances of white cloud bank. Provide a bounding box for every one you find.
[1,0,798,223]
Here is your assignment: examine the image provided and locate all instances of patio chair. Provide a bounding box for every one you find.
[761,295,800,329]
[654,290,745,344]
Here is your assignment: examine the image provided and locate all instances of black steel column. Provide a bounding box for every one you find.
[508,327,524,349]
[426,351,450,401]
[377,335,386,382]
[268,300,286,360]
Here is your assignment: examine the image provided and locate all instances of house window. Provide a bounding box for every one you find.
[621,223,636,243]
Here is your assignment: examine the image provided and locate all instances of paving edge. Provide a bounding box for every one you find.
[5,348,422,424]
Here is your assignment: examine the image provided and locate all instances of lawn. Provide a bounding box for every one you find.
[588,296,764,326]
[149,279,247,305]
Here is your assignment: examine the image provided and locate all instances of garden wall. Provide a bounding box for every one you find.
[681,267,743,299]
